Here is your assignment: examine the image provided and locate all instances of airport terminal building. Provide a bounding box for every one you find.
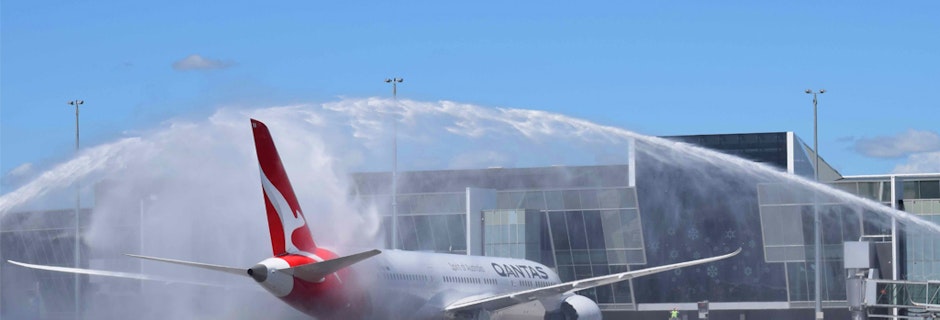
[349,132,940,319]
[3,131,940,319]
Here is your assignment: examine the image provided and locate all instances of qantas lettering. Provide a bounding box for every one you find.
[491,263,549,279]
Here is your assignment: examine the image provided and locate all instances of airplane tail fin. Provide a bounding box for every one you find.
[251,119,317,256]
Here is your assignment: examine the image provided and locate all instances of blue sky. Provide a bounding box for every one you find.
[2,1,939,192]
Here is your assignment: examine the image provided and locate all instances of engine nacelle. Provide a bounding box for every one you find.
[544,295,602,320]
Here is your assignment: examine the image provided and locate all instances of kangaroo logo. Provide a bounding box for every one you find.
[261,170,309,254]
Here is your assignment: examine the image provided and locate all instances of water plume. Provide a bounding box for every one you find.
[1,97,937,318]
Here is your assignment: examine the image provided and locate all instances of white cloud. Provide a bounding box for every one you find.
[172,54,233,71]
[893,151,940,174]
[854,129,940,158]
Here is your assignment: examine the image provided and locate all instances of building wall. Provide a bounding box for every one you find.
[0,209,92,319]
[348,132,872,314]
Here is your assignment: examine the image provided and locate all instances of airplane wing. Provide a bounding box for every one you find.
[444,248,741,314]
[125,253,247,277]
[7,260,228,287]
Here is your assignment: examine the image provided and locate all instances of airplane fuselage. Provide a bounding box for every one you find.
[258,249,562,319]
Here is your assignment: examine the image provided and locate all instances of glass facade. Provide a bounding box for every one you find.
[349,132,876,312]
[0,209,92,319]
[667,133,788,170]
[833,178,940,283]
[899,179,940,282]
[14,132,938,318]
[351,166,642,306]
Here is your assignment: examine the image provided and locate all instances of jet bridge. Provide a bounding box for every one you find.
[846,241,940,320]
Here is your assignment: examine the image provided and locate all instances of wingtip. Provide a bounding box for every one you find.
[723,247,743,258]
[7,260,33,268]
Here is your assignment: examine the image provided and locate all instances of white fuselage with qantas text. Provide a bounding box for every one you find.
[335,249,562,318]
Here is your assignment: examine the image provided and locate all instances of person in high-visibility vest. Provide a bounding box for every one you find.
[670,307,679,319]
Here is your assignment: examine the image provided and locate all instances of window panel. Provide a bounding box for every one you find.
[595,284,614,303]
[601,210,626,249]
[524,191,546,210]
[623,249,646,264]
[429,215,451,251]
[558,266,575,282]
[545,191,564,210]
[921,181,940,199]
[582,210,606,250]
[399,216,418,250]
[607,249,628,264]
[787,262,810,301]
[566,211,588,250]
[824,261,847,300]
[610,265,633,303]
[383,216,392,247]
[575,266,593,279]
[589,250,608,265]
[448,215,466,251]
[597,189,621,209]
[563,190,581,210]
[414,215,433,251]
[579,190,599,209]
[905,182,919,200]
[620,188,637,208]
[555,250,573,266]
[858,182,878,201]
[881,181,891,202]
[621,209,643,248]
[497,192,524,209]
[538,212,555,267]
[549,212,571,250]
[572,250,591,265]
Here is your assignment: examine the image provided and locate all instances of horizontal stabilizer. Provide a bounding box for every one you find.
[284,249,381,283]
[7,260,225,287]
[125,254,246,277]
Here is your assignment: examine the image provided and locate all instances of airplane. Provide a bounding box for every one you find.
[9,119,741,319]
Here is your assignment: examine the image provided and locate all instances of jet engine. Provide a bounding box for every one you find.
[544,295,602,320]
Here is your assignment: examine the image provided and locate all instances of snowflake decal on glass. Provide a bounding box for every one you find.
[744,266,753,276]
[707,265,718,278]
[687,227,700,240]
[669,249,679,260]
[748,239,757,249]
[649,240,660,253]
[725,229,736,239]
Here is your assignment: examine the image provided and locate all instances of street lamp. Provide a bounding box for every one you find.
[805,89,825,320]
[384,78,402,250]
[67,99,84,319]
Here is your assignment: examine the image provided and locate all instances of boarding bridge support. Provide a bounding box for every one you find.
[846,241,877,320]
[845,240,940,319]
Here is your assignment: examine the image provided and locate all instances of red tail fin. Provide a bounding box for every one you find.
[251,119,317,256]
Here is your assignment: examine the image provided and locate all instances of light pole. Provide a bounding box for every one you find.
[805,89,825,320]
[67,99,84,319]
[385,78,402,250]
